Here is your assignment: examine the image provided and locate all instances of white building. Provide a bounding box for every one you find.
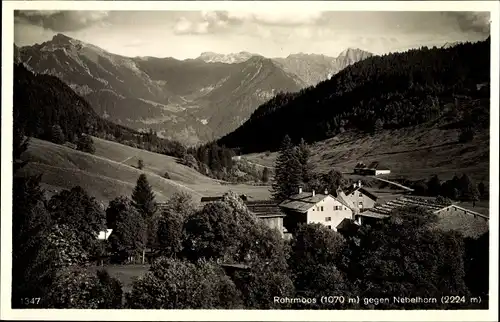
[97,229,113,240]
[279,187,354,233]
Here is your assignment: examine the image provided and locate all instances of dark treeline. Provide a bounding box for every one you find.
[401,173,487,202]
[218,38,490,153]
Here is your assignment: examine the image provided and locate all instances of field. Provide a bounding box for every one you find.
[87,264,150,293]
[18,137,271,204]
[243,124,490,184]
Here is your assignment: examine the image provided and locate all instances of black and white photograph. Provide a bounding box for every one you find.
[1,1,498,320]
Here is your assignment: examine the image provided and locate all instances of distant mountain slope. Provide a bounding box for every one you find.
[15,34,303,145]
[273,48,373,86]
[218,38,490,154]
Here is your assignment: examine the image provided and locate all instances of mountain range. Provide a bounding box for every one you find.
[15,33,372,145]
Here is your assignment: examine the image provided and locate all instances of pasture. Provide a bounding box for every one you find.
[243,125,490,184]
[19,137,271,204]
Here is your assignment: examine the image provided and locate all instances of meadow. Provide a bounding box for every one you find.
[243,124,490,184]
[19,137,272,204]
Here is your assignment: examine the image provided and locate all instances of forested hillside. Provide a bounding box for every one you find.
[218,38,490,153]
[14,63,186,157]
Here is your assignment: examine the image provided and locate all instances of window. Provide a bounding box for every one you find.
[359,192,363,197]
[327,225,332,229]
[320,206,324,211]
[359,201,363,208]
[325,217,331,222]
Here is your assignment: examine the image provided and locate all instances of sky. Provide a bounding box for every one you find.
[14,10,491,59]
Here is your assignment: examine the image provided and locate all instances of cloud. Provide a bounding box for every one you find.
[172,10,325,35]
[443,12,490,36]
[14,10,109,32]
[173,11,231,35]
[226,11,324,26]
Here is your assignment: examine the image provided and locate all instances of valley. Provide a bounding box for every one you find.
[15,34,372,145]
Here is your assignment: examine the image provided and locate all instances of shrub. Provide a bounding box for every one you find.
[76,135,95,154]
[126,257,242,309]
[137,159,144,170]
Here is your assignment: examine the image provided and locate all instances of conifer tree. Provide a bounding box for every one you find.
[296,138,312,188]
[131,174,157,218]
[271,135,302,201]
[262,167,270,183]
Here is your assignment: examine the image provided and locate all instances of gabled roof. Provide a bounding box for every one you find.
[279,192,352,213]
[367,161,389,170]
[244,200,284,218]
[200,196,223,202]
[343,186,379,201]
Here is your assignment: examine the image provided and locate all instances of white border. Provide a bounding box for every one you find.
[2,1,499,321]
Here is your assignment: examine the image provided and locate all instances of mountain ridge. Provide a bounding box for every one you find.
[218,38,490,154]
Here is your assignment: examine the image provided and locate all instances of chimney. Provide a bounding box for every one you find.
[312,190,315,197]
[353,183,357,188]
[358,180,362,188]
[298,187,303,194]
[324,188,328,195]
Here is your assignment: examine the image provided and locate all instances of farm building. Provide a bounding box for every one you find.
[356,196,489,238]
[279,187,354,233]
[339,181,379,213]
[353,161,391,176]
[244,200,287,238]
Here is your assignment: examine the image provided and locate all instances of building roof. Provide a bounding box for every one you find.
[200,194,248,203]
[367,161,390,170]
[343,186,379,201]
[279,192,351,213]
[200,196,223,202]
[244,200,284,218]
[357,196,489,239]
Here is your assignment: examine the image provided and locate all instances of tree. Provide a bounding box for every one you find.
[46,267,123,309]
[261,167,270,183]
[183,192,277,264]
[47,186,106,260]
[271,135,302,201]
[231,265,295,309]
[138,159,144,170]
[76,134,96,154]
[296,138,312,187]
[12,175,58,308]
[49,124,65,144]
[459,174,479,202]
[126,257,243,309]
[374,118,384,132]
[13,125,29,173]
[478,181,488,200]
[459,127,474,143]
[157,192,195,257]
[339,206,469,309]
[288,224,346,295]
[106,197,147,263]
[427,175,442,196]
[131,174,157,218]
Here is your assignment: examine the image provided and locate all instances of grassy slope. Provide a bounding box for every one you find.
[19,137,271,204]
[243,124,490,184]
